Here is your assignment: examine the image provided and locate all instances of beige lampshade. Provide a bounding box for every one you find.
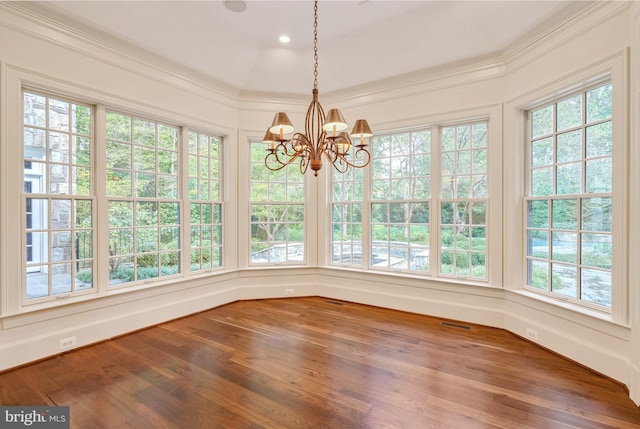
[350,119,372,138]
[335,132,352,154]
[262,129,278,144]
[269,112,294,135]
[322,108,348,134]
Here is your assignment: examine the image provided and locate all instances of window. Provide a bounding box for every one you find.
[439,122,488,279]
[106,112,180,284]
[329,121,493,279]
[17,81,227,310]
[249,141,305,264]
[370,130,431,271]
[22,91,94,301]
[331,167,364,266]
[525,82,612,309]
[188,131,223,271]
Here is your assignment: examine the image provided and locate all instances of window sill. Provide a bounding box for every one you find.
[507,288,628,329]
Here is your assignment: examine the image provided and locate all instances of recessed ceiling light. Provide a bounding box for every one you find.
[224,0,247,13]
[279,35,291,44]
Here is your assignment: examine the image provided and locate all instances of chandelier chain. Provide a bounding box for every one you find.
[263,0,371,176]
[313,0,318,90]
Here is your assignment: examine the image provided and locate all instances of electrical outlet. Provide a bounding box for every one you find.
[59,336,77,350]
[285,288,294,296]
[526,328,538,341]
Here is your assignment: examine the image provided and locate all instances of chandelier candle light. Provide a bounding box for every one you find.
[262,0,372,176]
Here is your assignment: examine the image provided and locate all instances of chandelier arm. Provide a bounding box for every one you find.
[300,157,309,175]
[323,139,339,163]
[332,146,372,169]
[264,152,291,172]
[331,159,350,174]
[265,140,303,171]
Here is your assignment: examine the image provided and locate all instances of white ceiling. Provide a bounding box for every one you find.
[30,0,580,95]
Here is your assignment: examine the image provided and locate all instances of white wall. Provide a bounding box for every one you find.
[0,1,638,406]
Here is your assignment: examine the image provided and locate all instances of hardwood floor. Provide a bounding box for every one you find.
[1,297,639,428]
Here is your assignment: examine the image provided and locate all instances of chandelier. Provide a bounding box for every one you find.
[262,0,372,177]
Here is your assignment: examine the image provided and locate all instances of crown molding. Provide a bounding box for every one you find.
[0,2,241,105]
[503,1,631,72]
[0,1,630,113]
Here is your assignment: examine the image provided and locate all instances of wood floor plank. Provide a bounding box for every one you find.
[1,296,639,428]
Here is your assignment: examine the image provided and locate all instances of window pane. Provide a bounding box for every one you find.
[551,263,577,298]
[527,200,548,228]
[531,167,553,196]
[528,231,548,259]
[552,232,577,264]
[531,105,553,138]
[107,142,132,171]
[581,233,611,269]
[586,83,612,123]
[472,123,487,147]
[582,197,611,232]
[552,199,577,230]
[586,121,612,158]
[585,158,612,193]
[556,162,581,195]
[23,92,47,127]
[557,130,582,163]
[557,94,582,131]
[527,259,548,290]
[581,269,611,307]
[106,112,131,142]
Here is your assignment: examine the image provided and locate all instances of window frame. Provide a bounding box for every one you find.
[248,140,306,266]
[327,107,502,288]
[524,80,615,312]
[105,110,182,286]
[21,89,97,305]
[4,68,228,315]
[505,51,629,325]
[187,130,224,273]
[438,121,489,280]
[368,128,432,274]
[330,161,366,268]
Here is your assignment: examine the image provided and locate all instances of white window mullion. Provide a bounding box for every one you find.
[432,126,443,277]
[179,126,190,275]
[94,105,108,294]
[360,158,371,271]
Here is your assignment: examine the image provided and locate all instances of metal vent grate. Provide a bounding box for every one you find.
[324,300,344,306]
[441,321,471,330]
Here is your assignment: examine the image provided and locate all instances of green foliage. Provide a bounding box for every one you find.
[72,104,92,135]
[552,199,577,229]
[110,265,134,282]
[582,251,611,269]
[528,200,548,228]
[136,251,157,268]
[531,106,553,138]
[76,269,93,284]
[586,83,612,123]
[530,264,548,290]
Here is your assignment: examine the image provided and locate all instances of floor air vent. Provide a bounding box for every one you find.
[441,321,471,330]
[324,300,344,306]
